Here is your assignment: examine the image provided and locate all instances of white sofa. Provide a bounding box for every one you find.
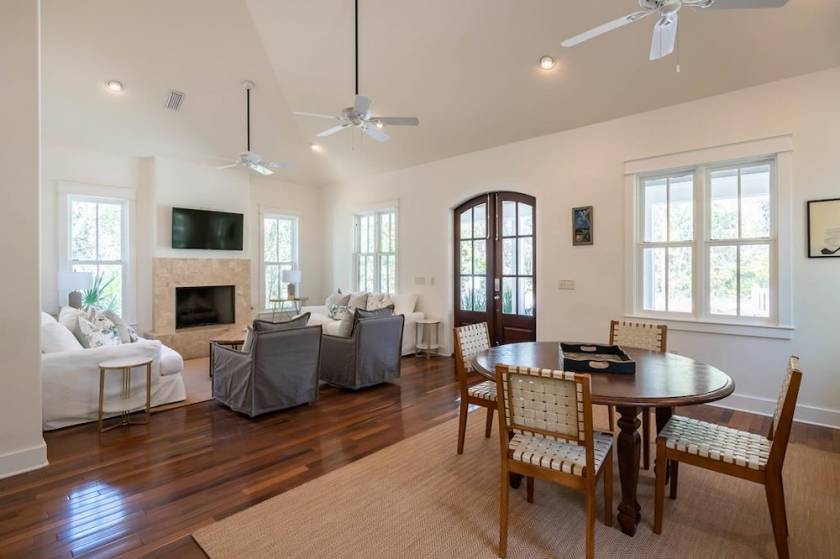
[302,292,423,356]
[40,312,186,430]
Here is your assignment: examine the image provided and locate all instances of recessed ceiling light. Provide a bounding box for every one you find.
[310,143,323,153]
[105,80,124,92]
[538,55,556,70]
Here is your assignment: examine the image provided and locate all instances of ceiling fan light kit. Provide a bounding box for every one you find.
[293,0,419,144]
[561,0,788,62]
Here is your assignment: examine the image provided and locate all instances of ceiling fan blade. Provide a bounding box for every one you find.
[316,123,352,137]
[353,95,372,118]
[693,0,787,8]
[293,111,340,120]
[216,163,239,169]
[650,14,678,61]
[374,117,419,126]
[362,125,389,142]
[561,10,654,47]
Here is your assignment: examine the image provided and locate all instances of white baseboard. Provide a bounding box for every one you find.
[708,393,840,430]
[0,441,48,480]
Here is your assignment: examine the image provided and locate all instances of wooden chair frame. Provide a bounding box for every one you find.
[453,324,496,454]
[495,365,613,559]
[654,357,803,559]
[607,320,668,470]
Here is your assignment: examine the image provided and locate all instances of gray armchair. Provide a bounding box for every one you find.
[319,315,404,390]
[212,324,322,417]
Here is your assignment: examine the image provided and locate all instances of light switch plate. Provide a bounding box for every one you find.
[415,277,426,285]
[558,280,575,290]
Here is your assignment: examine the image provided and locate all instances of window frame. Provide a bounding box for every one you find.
[260,212,300,313]
[633,157,781,328]
[66,193,130,317]
[352,207,398,294]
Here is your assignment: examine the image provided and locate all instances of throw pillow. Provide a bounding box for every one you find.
[347,291,368,310]
[390,293,418,316]
[40,321,83,353]
[103,310,133,343]
[74,315,121,348]
[253,312,311,332]
[58,306,88,332]
[355,305,395,320]
[327,304,350,320]
[334,309,355,337]
[366,293,394,311]
[325,290,350,307]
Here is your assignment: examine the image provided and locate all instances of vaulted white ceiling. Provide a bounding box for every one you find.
[43,0,840,186]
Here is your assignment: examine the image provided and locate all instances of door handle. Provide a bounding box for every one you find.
[493,295,501,300]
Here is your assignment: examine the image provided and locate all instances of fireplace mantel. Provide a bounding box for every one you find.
[147,257,250,358]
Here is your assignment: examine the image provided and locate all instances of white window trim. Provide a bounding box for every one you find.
[623,135,793,339]
[352,203,399,294]
[259,211,300,313]
[59,185,135,321]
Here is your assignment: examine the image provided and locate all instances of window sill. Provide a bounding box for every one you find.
[624,314,794,340]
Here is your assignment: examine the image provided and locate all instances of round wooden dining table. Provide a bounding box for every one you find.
[473,341,734,537]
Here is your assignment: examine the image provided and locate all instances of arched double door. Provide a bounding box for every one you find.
[454,192,536,345]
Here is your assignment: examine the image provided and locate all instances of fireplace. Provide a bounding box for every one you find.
[176,285,235,329]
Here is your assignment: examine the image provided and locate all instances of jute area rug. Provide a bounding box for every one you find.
[193,412,840,558]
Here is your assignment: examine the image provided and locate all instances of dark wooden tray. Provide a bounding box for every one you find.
[559,342,636,375]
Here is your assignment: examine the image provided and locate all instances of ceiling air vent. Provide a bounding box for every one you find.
[164,89,184,111]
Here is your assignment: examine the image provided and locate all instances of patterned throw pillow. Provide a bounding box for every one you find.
[366,293,394,311]
[327,304,350,320]
[74,314,121,348]
[325,290,351,307]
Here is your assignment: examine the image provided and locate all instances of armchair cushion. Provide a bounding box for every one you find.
[355,306,394,320]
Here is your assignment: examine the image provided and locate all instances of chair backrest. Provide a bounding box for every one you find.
[609,320,667,352]
[767,356,803,468]
[453,322,491,382]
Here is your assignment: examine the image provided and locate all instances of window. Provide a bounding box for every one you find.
[68,196,128,315]
[262,214,299,310]
[636,159,775,324]
[354,209,397,294]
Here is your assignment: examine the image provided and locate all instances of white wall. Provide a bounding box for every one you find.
[323,67,840,428]
[0,0,48,478]
[41,149,324,333]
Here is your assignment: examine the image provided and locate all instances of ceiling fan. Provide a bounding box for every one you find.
[561,0,789,61]
[218,80,289,175]
[293,0,419,143]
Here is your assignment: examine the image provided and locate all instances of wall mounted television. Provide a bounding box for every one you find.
[171,207,244,250]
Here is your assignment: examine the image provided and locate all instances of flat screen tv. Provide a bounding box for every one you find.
[171,207,244,250]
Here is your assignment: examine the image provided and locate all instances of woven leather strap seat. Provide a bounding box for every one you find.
[509,432,613,477]
[660,415,770,471]
[467,380,496,402]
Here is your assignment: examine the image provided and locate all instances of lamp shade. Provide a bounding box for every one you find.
[281,269,301,284]
[59,271,92,291]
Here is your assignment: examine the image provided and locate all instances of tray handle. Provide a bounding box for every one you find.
[588,361,610,369]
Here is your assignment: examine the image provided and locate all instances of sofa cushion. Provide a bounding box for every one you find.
[41,312,58,326]
[391,293,418,315]
[325,291,350,307]
[74,315,121,348]
[348,291,368,309]
[41,322,83,353]
[366,293,394,311]
[253,312,311,332]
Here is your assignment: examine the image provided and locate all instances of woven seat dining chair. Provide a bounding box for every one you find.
[607,320,667,470]
[495,364,613,559]
[453,322,496,454]
[655,356,803,559]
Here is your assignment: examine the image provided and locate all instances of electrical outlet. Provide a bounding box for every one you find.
[558,280,576,290]
[415,276,426,285]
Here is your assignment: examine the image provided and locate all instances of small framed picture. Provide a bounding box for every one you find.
[807,198,840,258]
[572,206,593,246]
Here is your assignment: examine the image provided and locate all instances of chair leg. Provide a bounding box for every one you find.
[607,405,615,431]
[485,406,494,438]
[603,448,613,527]
[654,441,667,534]
[765,475,790,559]
[456,398,468,455]
[780,477,789,537]
[585,488,595,559]
[526,476,534,503]
[499,467,509,558]
[669,460,679,500]
[642,410,651,470]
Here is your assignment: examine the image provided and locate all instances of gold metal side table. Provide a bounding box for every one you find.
[97,357,153,432]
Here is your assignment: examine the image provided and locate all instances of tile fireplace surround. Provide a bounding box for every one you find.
[148,258,251,359]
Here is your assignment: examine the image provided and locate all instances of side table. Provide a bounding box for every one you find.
[415,319,441,359]
[97,357,153,432]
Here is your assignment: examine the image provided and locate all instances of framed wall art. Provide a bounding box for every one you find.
[572,206,593,246]
[807,198,840,258]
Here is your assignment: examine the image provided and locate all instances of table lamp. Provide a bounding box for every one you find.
[59,271,92,309]
[282,269,301,299]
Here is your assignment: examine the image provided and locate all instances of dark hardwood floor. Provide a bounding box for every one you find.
[0,356,837,558]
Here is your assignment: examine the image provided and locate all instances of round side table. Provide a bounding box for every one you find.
[97,357,153,432]
[415,319,441,359]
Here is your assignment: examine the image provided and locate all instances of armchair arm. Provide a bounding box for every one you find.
[319,334,357,388]
[211,343,253,410]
